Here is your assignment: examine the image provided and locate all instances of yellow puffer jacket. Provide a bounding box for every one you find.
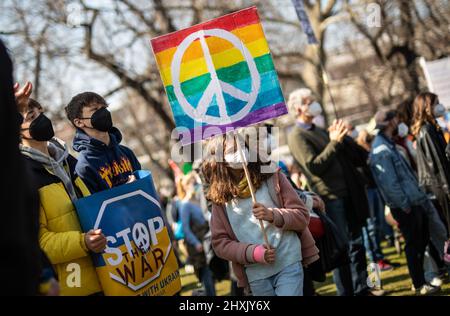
[24,151,102,296]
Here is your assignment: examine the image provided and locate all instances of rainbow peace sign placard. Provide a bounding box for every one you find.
[151,6,287,145]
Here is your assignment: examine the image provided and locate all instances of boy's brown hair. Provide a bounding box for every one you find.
[65,92,107,126]
[28,98,43,111]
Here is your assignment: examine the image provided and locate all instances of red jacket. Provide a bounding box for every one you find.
[210,171,320,290]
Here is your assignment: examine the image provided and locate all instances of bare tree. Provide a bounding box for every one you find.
[3,0,450,182]
[345,0,450,102]
[266,0,342,123]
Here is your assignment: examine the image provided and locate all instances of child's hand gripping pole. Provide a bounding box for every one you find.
[234,132,271,248]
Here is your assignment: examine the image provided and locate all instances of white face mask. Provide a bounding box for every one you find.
[224,148,249,169]
[398,122,409,138]
[434,103,446,118]
[306,101,322,117]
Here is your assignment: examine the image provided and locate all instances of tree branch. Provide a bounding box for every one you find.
[82,6,175,131]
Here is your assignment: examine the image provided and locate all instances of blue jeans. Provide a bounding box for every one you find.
[422,199,450,276]
[199,266,216,296]
[423,199,449,259]
[371,188,394,240]
[363,188,386,262]
[249,262,304,296]
[326,198,369,296]
[424,247,440,282]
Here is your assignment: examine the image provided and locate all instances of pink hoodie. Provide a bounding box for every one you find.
[210,171,320,290]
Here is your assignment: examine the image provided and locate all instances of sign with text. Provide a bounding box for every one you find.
[75,170,181,296]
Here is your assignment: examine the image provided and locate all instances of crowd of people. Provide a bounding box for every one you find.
[2,37,450,296]
[161,88,450,297]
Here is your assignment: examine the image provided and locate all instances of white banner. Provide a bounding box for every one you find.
[420,57,450,109]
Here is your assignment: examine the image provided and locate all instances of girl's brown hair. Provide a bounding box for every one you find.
[411,92,439,136]
[201,134,273,205]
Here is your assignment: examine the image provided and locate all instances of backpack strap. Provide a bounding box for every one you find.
[267,172,282,208]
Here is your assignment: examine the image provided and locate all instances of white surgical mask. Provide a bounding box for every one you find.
[434,103,446,118]
[224,148,249,169]
[398,122,409,138]
[307,101,322,117]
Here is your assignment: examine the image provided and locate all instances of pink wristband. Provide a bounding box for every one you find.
[253,245,266,264]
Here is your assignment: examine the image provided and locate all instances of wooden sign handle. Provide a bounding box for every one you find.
[234,132,271,248]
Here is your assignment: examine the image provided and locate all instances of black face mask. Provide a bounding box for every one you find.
[89,107,113,132]
[22,113,55,141]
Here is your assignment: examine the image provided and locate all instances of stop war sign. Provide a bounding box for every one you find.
[74,170,181,296]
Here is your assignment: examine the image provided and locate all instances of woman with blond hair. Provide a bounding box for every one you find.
[178,172,216,296]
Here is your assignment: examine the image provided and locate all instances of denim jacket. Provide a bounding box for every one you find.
[369,133,428,210]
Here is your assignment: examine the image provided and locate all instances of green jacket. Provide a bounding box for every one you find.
[287,124,347,200]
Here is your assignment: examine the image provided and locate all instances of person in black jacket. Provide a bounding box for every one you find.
[412,92,450,262]
[0,40,55,295]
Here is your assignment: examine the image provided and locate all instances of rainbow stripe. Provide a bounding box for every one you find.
[151,7,287,144]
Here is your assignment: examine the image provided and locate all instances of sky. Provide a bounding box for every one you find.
[0,0,398,115]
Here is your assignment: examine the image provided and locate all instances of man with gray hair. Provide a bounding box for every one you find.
[287,88,373,296]
[288,88,325,128]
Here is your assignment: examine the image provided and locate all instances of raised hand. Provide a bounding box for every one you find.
[328,119,348,143]
[14,81,33,115]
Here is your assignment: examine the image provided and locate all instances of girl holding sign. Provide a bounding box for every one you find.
[202,134,319,296]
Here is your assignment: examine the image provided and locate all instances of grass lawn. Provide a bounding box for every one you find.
[180,243,450,296]
[179,269,231,296]
[315,243,450,296]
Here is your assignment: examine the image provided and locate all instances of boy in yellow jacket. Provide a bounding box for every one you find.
[17,82,105,296]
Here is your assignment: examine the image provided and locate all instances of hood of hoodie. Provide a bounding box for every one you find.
[72,127,122,153]
[20,138,69,169]
[20,138,79,202]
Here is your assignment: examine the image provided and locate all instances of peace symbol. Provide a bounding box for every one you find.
[132,222,150,252]
[171,28,261,125]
